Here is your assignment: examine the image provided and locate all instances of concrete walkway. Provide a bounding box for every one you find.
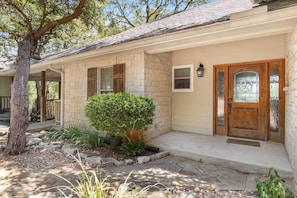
[148,131,293,178]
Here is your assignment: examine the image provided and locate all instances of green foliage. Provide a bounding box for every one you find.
[84,93,155,137]
[47,123,103,148]
[0,0,105,59]
[120,141,145,156]
[27,81,37,111]
[255,168,295,198]
[54,154,162,197]
[105,0,208,29]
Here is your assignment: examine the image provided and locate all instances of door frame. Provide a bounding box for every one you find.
[213,59,285,143]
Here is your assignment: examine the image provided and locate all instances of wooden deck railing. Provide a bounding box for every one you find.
[0,96,11,113]
[46,99,58,120]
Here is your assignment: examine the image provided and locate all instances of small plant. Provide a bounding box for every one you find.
[120,140,145,156]
[84,93,155,137]
[47,123,103,148]
[255,168,295,198]
[53,153,163,197]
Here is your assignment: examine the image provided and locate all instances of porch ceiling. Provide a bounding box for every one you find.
[28,70,61,82]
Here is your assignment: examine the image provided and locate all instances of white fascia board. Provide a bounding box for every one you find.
[146,6,297,53]
[9,4,297,75]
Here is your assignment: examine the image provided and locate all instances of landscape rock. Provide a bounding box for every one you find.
[137,156,151,164]
[50,141,63,145]
[0,130,7,136]
[101,157,116,167]
[150,151,169,161]
[124,159,134,165]
[114,160,124,166]
[77,152,88,159]
[45,144,61,152]
[27,138,42,146]
[40,130,48,135]
[29,132,44,138]
[61,145,77,155]
[86,156,102,165]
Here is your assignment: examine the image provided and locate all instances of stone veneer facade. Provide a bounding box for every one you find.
[63,51,145,127]
[285,22,297,186]
[144,52,172,140]
[62,51,172,141]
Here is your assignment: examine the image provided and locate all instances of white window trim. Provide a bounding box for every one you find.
[172,64,194,92]
[97,66,113,94]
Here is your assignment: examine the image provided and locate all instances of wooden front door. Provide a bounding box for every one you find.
[228,64,266,140]
[214,59,285,142]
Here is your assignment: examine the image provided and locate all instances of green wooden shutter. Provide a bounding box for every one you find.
[87,68,97,97]
[113,64,125,93]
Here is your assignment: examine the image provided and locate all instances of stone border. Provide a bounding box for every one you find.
[26,130,169,168]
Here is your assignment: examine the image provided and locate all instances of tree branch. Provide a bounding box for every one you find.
[34,0,87,39]
[115,0,135,28]
[5,1,33,32]
[148,1,164,21]
[39,0,48,28]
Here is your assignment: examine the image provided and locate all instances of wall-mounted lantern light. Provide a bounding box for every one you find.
[196,63,204,77]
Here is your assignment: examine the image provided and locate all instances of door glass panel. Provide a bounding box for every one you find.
[234,71,259,102]
[217,72,224,127]
[270,68,279,132]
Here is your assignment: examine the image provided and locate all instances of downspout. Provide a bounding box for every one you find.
[48,64,64,126]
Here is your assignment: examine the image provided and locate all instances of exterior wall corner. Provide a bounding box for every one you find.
[143,52,172,141]
[285,22,297,188]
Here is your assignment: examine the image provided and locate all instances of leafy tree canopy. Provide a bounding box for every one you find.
[0,0,105,62]
[0,0,209,63]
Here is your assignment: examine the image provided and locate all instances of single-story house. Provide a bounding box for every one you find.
[1,0,297,184]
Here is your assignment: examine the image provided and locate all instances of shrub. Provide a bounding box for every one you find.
[255,168,295,198]
[120,140,145,156]
[84,93,155,137]
[47,123,103,148]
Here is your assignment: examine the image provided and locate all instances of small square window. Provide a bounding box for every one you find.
[172,65,194,92]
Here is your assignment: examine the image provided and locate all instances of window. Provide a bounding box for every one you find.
[172,64,193,92]
[87,64,125,98]
[99,67,113,94]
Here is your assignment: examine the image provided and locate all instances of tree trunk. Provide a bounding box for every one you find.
[5,33,34,155]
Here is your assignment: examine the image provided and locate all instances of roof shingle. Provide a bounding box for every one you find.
[40,0,254,62]
[41,0,297,62]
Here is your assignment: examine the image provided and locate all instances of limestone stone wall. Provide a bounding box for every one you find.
[285,22,297,186]
[62,51,145,128]
[144,52,172,140]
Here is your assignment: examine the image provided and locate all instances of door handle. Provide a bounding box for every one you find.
[228,98,233,114]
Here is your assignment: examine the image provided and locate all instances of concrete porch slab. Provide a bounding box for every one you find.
[26,120,55,132]
[147,131,293,178]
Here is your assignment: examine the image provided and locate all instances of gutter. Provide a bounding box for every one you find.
[48,65,64,126]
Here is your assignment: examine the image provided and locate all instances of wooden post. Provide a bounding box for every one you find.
[58,81,61,99]
[40,71,46,122]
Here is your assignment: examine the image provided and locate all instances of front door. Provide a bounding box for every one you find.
[228,64,266,140]
[214,59,285,142]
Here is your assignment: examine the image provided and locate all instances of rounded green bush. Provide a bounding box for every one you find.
[84,93,155,136]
